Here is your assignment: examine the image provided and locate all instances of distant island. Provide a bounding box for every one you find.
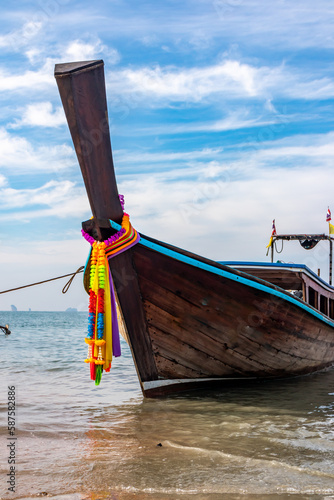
[10,305,17,312]
[65,307,78,312]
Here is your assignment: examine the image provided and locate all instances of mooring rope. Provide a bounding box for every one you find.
[0,266,84,295]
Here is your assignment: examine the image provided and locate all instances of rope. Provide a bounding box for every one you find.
[274,239,284,254]
[0,267,84,295]
[62,267,84,294]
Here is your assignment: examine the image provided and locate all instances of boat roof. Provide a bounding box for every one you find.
[219,261,334,292]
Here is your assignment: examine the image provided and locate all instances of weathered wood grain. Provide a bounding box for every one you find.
[132,243,334,381]
[55,60,123,223]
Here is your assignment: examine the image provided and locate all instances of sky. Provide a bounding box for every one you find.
[1,0,334,311]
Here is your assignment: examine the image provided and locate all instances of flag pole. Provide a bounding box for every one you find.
[271,219,276,263]
[329,238,332,285]
[327,208,332,285]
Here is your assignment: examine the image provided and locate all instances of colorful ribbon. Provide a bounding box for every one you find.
[82,196,140,385]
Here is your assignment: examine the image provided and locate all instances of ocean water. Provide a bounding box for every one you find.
[0,311,334,500]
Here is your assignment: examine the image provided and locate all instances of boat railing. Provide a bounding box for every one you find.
[269,233,334,285]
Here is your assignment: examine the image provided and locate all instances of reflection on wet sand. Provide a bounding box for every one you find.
[80,370,334,498]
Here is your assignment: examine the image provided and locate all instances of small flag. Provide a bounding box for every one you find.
[330,223,334,234]
[266,236,273,249]
[326,208,331,222]
[266,220,276,249]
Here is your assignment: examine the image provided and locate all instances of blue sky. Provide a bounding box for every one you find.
[1,0,334,311]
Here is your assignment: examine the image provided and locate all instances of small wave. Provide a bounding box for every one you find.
[163,440,334,479]
[112,484,334,495]
[11,494,83,500]
[270,436,334,452]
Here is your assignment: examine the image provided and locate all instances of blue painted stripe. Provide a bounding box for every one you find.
[83,247,92,277]
[219,261,308,268]
[219,261,334,290]
[109,220,334,328]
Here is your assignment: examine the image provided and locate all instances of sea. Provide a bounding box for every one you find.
[0,311,334,500]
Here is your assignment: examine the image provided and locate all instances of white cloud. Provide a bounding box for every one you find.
[25,48,44,64]
[107,59,334,105]
[0,59,54,92]
[0,174,7,188]
[1,180,74,209]
[116,140,334,281]
[135,112,280,136]
[63,39,120,64]
[244,131,334,167]
[0,20,43,50]
[0,180,90,219]
[63,1,334,53]
[0,238,89,312]
[109,60,259,102]
[0,239,88,268]
[213,1,334,51]
[113,131,334,187]
[258,142,334,162]
[0,128,75,173]
[9,102,66,128]
[0,53,332,108]
[113,130,334,241]
[0,38,119,95]
[114,147,224,167]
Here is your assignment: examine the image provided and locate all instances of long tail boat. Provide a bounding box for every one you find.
[55,60,334,397]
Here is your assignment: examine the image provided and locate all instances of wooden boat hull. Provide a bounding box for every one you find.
[55,60,334,397]
[111,233,334,396]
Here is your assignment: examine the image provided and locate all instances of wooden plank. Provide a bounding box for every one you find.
[154,355,205,379]
[150,324,237,377]
[55,60,123,223]
[108,250,158,382]
[142,278,317,374]
[132,244,334,377]
[146,302,271,375]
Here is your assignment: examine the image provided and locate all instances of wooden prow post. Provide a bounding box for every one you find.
[54,60,123,224]
[54,60,158,387]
